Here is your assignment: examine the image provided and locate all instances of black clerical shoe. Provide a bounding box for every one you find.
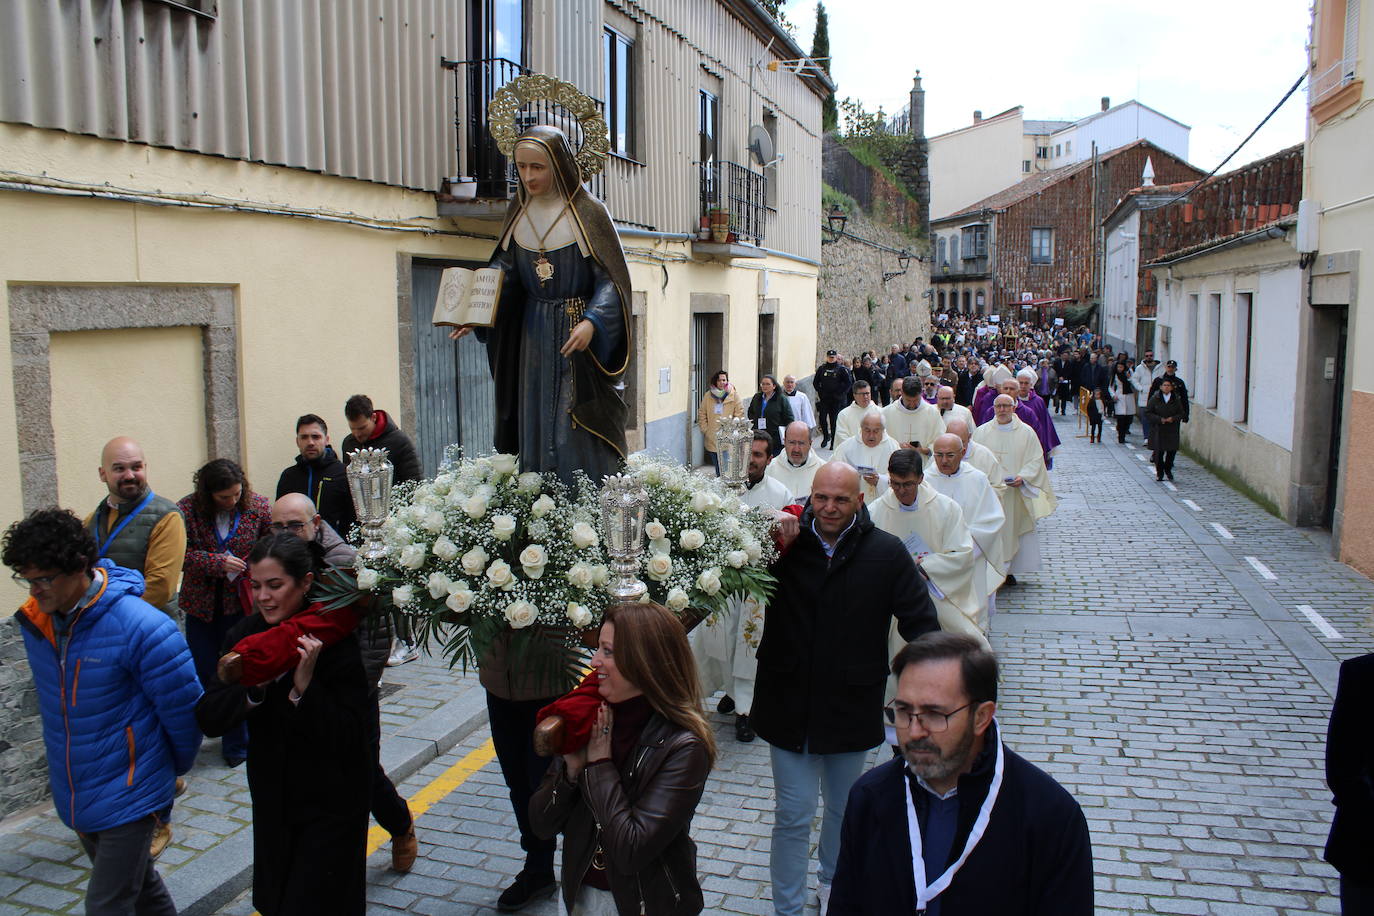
[736,714,756,742]
[718,694,736,715]
[497,870,557,912]
[1002,574,1017,588]
[1165,470,1175,481]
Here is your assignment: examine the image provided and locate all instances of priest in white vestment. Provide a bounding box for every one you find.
[832,379,882,449]
[945,418,1005,482]
[926,432,1008,631]
[972,395,1057,585]
[832,412,899,503]
[693,432,794,743]
[882,376,947,465]
[767,420,825,497]
[937,385,975,433]
[869,448,987,650]
[782,374,817,431]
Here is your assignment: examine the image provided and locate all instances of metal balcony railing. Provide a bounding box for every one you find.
[699,160,773,246]
[441,57,605,200]
[1309,56,1358,107]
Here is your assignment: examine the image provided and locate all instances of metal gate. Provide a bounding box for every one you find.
[411,261,496,476]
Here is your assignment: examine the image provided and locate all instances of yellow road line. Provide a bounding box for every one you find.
[251,738,497,913]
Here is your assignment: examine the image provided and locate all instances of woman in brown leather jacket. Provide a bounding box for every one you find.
[531,602,716,915]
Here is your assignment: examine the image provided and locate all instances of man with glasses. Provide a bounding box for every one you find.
[5,508,202,916]
[267,494,417,872]
[869,450,986,646]
[829,633,1093,915]
[751,462,938,915]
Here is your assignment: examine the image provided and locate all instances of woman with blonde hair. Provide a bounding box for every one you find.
[531,602,715,915]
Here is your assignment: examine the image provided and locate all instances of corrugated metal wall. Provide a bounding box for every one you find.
[589,0,823,260]
[0,0,466,192]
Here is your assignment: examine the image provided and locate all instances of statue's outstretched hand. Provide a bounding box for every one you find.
[560,319,595,357]
[448,326,474,340]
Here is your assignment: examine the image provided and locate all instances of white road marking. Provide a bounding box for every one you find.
[1163,481,1178,492]
[1182,499,1202,511]
[1296,604,1344,640]
[1126,444,1135,450]
[1245,556,1278,580]
[1211,522,1233,539]
[1136,454,1148,462]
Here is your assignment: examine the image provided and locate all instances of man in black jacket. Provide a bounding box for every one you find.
[341,395,424,484]
[829,633,1093,916]
[751,462,939,916]
[276,414,356,538]
[813,351,852,449]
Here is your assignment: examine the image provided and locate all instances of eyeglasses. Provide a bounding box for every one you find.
[269,521,307,532]
[883,701,975,733]
[12,571,62,590]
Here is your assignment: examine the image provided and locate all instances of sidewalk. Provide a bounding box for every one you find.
[0,647,487,916]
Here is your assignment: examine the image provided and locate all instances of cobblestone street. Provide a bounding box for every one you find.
[4,414,1373,915]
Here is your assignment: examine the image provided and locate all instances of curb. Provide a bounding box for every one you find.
[168,683,491,916]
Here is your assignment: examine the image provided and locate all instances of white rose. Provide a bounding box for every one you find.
[645,553,674,581]
[727,550,749,569]
[445,488,468,507]
[445,578,469,594]
[355,567,379,590]
[517,472,543,494]
[461,546,489,576]
[566,602,593,627]
[565,562,595,590]
[504,599,537,628]
[531,494,556,518]
[519,544,548,578]
[475,457,493,478]
[679,528,705,551]
[490,453,519,475]
[463,493,489,520]
[445,589,474,613]
[571,521,599,549]
[476,483,497,500]
[696,567,722,596]
[427,571,453,599]
[421,510,447,534]
[432,474,454,494]
[491,515,518,541]
[432,536,459,561]
[592,565,610,586]
[721,495,741,514]
[399,544,427,570]
[743,538,762,563]
[392,584,414,606]
[486,559,515,589]
[644,519,667,540]
[721,516,743,537]
[643,466,663,485]
[690,491,713,513]
[665,587,690,612]
[649,537,672,556]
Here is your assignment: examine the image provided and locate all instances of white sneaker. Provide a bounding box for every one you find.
[816,881,831,913]
[387,640,420,666]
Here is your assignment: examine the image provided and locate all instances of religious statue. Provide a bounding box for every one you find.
[450,82,631,486]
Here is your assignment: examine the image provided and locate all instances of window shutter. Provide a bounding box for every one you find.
[1345,0,1360,75]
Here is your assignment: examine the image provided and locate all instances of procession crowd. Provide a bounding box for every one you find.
[4,318,1369,916]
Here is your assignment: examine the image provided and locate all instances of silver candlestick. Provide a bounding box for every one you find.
[716,416,753,495]
[346,447,394,561]
[598,474,648,602]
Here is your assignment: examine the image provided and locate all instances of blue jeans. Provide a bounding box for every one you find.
[186,613,249,761]
[768,744,870,916]
[1137,409,1151,445]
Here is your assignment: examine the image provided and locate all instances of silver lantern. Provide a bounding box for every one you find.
[715,415,753,495]
[598,474,649,602]
[346,447,394,561]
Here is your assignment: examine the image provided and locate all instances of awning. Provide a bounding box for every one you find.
[1016,297,1076,308]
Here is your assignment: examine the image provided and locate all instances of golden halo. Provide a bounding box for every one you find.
[488,74,610,181]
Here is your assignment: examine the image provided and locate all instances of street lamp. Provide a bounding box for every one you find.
[822,205,848,244]
[883,248,913,283]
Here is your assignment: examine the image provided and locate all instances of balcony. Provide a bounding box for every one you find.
[694,160,774,258]
[438,57,604,219]
[1310,56,1358,108]
[933,255,991,281]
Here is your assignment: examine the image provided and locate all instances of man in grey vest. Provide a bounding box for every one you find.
[84,437,189,859]
[85,438,186,617]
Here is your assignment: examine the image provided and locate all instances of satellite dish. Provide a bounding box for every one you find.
[748,125,775,169]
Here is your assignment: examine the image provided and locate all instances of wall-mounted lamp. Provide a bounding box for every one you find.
[883,248,913,283]
[822,205,849,244]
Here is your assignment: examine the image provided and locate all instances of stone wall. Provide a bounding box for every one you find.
[816,208,931,366]
[0,617,45,818]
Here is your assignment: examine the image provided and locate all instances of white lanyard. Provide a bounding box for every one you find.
[903,733,1004,912]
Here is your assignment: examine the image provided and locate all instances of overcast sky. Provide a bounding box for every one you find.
[779,0,1309,172]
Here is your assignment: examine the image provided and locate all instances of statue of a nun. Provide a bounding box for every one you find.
[452,125,632,485]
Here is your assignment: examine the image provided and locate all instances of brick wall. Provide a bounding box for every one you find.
[0,617,47,818]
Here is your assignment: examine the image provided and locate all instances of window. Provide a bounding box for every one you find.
[961,224,987,259]
[963,290,972,313]
[699,88,719,200]
[1022,160,1031,173]
[1036,146,1050,159]
[938,290,946,310]
[949,234,960,264]
[1235,293,1253,423]
[1054,144,1062,157]
[937,236,947,265]
[603,28,634,157]
[1065,140,1072,155]
[1030,227,1053,264]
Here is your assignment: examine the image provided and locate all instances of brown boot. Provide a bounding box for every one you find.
[391,816,418,873]
[150,821,172,859]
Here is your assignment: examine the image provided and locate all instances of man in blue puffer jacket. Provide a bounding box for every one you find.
[5,508,202,916]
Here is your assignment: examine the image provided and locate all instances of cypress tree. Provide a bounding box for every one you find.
[811,2,837,133]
